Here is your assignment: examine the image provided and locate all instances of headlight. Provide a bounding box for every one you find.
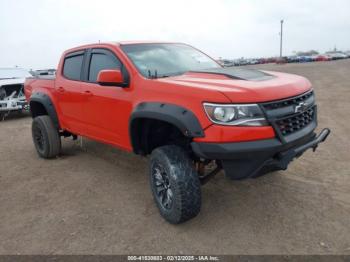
[203,103,268,126]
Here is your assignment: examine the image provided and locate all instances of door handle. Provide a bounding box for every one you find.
[58,86,65,92]
[83,90,93,96]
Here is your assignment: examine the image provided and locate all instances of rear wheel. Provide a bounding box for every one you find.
[150,145,201,224]
[32,115,61,158]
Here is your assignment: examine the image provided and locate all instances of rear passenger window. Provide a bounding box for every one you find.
[88,52,121,82]
[63,54,84,80]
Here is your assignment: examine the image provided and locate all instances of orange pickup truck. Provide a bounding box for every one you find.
[25,42,330,223]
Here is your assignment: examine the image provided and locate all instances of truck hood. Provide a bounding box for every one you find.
[158,68,312,103]
[0,78,25,87]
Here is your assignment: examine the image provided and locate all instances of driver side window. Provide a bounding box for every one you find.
[88,50,122,82]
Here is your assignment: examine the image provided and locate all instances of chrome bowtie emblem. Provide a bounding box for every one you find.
[294,102,308,113]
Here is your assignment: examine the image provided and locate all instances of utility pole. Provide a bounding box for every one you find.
[280,19,284,57]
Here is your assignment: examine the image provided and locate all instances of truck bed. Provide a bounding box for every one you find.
[24,76,56,101]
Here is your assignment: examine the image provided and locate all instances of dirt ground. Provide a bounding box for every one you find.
[0,59,349,255]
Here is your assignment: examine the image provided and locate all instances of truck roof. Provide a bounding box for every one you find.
[64,41,183,54]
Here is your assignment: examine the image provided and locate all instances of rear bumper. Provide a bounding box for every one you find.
[191,128,330,180]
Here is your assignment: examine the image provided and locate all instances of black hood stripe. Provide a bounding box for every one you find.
[189,68,275,81]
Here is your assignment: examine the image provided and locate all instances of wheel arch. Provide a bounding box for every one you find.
[29,92,60,129]
[129,102,205,155]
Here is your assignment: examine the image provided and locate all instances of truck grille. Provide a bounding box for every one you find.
[263,90,314,110]
[276,106,315,135]
[261,90,316,137]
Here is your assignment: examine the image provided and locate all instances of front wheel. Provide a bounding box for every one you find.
[150,145,201,224]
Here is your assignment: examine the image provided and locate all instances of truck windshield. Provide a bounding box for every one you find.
[121,43,221,78]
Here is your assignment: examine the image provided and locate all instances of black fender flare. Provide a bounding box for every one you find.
[129,102,205,153]
[30,92,60,129]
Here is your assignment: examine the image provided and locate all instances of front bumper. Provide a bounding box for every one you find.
[0,98,28,112]
[0,98,29,112]
[191,128,330,180]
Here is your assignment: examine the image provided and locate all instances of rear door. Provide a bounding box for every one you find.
[80,48,132,148]
[55,50,86,133]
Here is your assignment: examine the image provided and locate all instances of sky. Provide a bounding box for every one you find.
[0,0,349,69]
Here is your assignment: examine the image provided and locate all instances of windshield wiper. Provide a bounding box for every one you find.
[147,70,187,79]
[148,70,158,79]
[157,74,171,78]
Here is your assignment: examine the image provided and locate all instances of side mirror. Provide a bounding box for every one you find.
[97,69,125,87]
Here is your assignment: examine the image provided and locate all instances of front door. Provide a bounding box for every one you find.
[81,48,132,149]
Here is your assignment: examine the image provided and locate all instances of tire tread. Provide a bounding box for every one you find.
[150,145,201,224]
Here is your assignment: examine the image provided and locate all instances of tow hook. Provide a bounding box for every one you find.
[294,128,331,155]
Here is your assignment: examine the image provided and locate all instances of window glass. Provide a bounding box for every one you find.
[121,43,220,78]
[63,54,83,80]
[88,52,121,82]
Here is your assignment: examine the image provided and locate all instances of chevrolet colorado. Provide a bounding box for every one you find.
[24,42,330,224]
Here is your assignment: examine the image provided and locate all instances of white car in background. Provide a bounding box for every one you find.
[0,68,32,119]
[327,52,347,60]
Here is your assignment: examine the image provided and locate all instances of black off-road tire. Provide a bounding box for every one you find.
[32,115,61,159]
[150,145,201,224]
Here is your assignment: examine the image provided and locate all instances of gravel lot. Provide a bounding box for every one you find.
[0,59,349,255]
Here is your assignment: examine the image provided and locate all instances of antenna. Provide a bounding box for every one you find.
[279,19,284,57]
